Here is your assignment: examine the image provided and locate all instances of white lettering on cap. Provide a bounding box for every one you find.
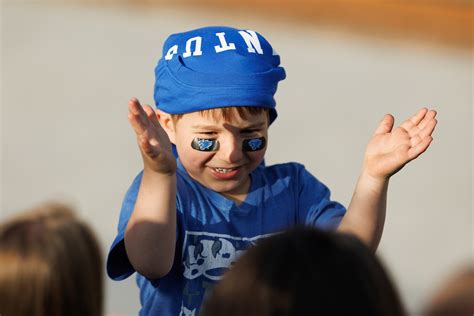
[238,30,263,54]
[214,32,236,53]
[183,36,203,58]
[165,45,178,60]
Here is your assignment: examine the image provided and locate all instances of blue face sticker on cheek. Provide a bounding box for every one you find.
[242,137,266,151]
[191,138,220,151]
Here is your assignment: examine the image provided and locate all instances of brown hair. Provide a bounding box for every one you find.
[0,202,103,316]
[171,106,269,123]
[201,226,406,316]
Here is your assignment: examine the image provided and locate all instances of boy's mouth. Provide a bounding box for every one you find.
[209,166,241,179]
[213,167,238,174]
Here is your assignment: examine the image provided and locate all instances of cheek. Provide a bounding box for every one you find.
[246,147,267,165]
[180,147,214,167]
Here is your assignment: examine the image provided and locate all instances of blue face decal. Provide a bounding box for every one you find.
[242,137,266,151]
[192,137,266,152]
[191,138,219,151]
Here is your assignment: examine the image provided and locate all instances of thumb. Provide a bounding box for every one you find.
[373,114,394,135]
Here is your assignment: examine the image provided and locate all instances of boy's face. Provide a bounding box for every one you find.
[170,110,268,200]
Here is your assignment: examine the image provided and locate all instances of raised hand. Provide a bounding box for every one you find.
[128,98,177,175]
[363,108,437,180]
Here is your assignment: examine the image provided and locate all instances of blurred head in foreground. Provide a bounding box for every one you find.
[0,202,103,316]
[423,265,474,316]
[201,226,405,316]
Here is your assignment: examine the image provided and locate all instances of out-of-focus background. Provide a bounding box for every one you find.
[1,0,472,315]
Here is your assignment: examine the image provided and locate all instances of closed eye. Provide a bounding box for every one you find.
[198,132,217,135]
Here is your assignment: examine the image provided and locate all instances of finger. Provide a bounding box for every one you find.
[400,108,428,131]
[128,98,143,115]
[417,117,438,139]
[128,112,147,135]
[142,104,154,117]
[407,110,437,137]
[418,110,437,130]
[128,98,149,126]
[373,114,394,135]
[407,136,433,160]
[143,104,161,128]
[407,113,437,139]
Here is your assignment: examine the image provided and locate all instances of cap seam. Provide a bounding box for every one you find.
[161,61,281,91]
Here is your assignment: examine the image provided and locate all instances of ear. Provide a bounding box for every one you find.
[155,109,176,144]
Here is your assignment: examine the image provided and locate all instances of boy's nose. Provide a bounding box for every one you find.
[217,138,244,164]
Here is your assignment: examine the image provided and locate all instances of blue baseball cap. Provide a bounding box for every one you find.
[153,26,286,124]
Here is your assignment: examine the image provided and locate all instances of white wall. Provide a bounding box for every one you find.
[2,2,472,315]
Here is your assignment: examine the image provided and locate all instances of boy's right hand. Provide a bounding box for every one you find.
[128,98,177,175]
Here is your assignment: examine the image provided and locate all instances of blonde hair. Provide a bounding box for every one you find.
[0,202,103,316]
[171,106,269,123]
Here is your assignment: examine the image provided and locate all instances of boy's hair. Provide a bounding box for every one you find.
[170,106,270,123]
[201,226,406,316]
[0,202,103,316]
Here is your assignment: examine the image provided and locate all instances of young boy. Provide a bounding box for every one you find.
[107,26,437,316]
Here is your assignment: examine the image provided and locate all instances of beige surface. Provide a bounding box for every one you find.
[1,2,472,315]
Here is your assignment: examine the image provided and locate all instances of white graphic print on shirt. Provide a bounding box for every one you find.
[179,230,276,315]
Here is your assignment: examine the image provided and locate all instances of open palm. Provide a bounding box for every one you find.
[364,108,437,179]
[128,98,177,175]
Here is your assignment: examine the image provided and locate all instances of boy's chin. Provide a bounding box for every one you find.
[187,168,252,195]
[207,180,242,194]
[205,176,250,197]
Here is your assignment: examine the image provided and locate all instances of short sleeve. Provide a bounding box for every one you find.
[296,165,346,230]
[106,171,143,280]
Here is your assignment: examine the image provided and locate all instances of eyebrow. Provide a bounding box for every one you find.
[191,122,267,130]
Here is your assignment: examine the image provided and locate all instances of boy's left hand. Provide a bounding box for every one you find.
[363,108,437,180]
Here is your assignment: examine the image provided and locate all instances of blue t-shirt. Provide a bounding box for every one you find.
[107,160,346,315]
